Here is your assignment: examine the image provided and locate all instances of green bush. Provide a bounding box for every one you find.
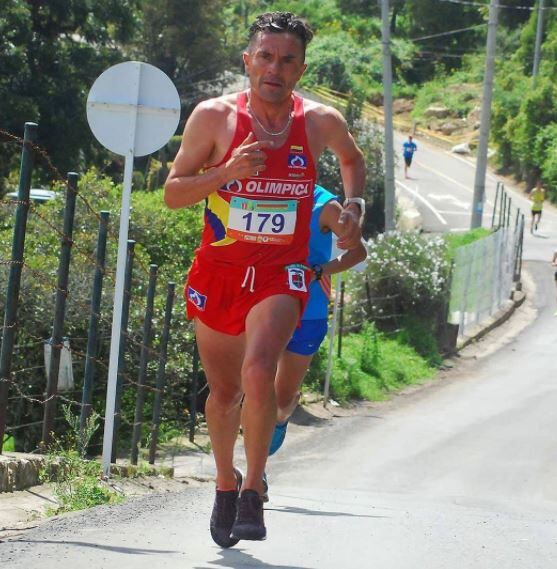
[353,231,451,320]
[304,323,435,403]
[0,168,203,452]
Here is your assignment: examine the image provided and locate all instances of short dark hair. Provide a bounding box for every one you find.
[248,12,314,55]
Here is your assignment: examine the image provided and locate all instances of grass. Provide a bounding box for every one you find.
[445,227,492,258]
[2,435,15,452]
[307,323,437,403]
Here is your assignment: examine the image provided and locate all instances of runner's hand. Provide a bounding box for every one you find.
[224,133,273,180]
[337,206,362,250]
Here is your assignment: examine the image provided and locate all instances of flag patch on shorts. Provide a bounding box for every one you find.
[187,286,207,311]
[287,267,307,292]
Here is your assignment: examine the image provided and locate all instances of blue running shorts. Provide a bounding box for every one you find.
[286,318,328,356]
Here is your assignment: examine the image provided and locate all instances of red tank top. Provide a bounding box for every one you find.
[198,91,316,267]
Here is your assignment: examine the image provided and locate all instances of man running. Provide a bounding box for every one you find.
[268,184,367,464]
[403,135,417,179]
[164,11,366,546]
[529,179,545,233]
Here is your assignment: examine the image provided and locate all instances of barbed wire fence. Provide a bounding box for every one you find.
[0,124,206,469]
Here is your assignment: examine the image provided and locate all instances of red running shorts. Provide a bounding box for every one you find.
[184,253,311,336]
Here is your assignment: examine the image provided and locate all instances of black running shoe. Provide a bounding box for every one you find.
[210,468,242,548]
[231,489,266,541]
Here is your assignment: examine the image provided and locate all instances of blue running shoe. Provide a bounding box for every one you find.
[269,421,289,456]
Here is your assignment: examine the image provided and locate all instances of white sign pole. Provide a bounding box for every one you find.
[101,62,141,477]
[101,149,135,476]
[86,61,180,477]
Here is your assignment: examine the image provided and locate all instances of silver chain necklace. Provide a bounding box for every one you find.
[247,94,294,137]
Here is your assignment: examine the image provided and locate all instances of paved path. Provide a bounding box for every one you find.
[2,138,557,568]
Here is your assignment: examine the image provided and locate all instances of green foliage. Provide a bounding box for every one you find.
[305,323,435,403]
[0,169,202,452]
[444,227,491,259]
[0,0,141,187]
[138,0,230,114]
[411,59,483,121]
[40,406,123,515]
[357,231,451,318]
[491,10,557,200]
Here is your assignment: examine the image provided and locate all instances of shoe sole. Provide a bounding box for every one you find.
[231,524,267,541]
[209,468,243,549]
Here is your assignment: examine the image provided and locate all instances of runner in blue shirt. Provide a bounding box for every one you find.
[403,135,417,178]
[267,185,367,465]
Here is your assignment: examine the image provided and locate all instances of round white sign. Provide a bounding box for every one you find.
[87,61,180,157]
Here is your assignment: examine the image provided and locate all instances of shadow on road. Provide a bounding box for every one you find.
[264,504,388,520]
[198,547,316,569]
[14,539,178,555]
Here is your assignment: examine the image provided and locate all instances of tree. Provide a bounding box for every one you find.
[0,0,140,192]
[138,0,231,120]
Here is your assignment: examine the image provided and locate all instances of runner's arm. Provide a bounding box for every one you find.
[164,103,271,209]
[318,200,367,275]
[318,107,366,249]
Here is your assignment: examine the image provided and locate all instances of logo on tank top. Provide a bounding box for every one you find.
[221,179,243,193]
[288,144,308,170]
[288,154,307,169]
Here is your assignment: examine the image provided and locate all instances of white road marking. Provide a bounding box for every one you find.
[415,159,494,206]
[395,179,448,225]
[427,193,471,210]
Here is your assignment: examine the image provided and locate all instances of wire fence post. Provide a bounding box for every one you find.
[42,172,79,446]
[498,186,505,229]
[506,196,512,227]
[189,343,200,443]
[111,239,135,463]
[149,282,175,465]
[364,274,373,316]
[337,279,346,359]
[0,122,37,454]
[131,264,158,465]
[491,182,500,228]
[514,214,525,286]
[80,211,110,439]
[324,274,342,407]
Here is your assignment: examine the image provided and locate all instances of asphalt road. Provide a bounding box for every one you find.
[2,139,557,568]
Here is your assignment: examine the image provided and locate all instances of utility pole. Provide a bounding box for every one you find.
[380,0,396,233]
[532,0,545,87]
[471,0,499,229]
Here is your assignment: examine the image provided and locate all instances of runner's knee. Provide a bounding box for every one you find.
[242,357,276,401]
[207,385,243,412]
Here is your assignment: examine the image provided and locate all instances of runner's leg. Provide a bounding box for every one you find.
[195,318,244,490]
[241,294,300,493]
[275,350,313,424]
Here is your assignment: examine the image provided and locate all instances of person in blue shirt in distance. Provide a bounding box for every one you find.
[403,135,417,179]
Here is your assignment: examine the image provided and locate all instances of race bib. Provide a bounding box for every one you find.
[227,197,297,245]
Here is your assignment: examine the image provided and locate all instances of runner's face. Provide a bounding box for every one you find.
[244,32,307,103]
